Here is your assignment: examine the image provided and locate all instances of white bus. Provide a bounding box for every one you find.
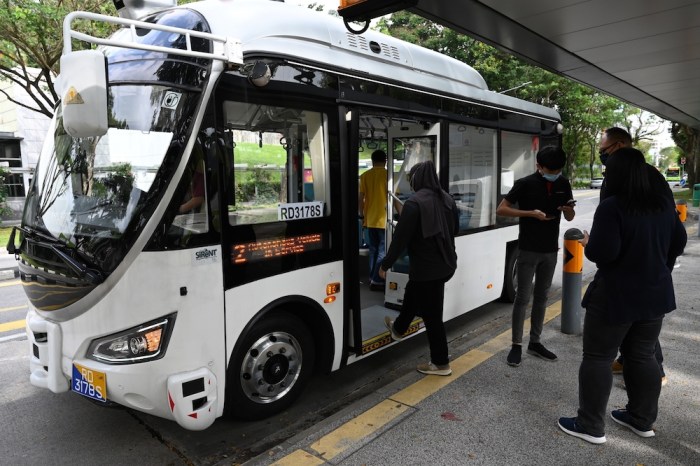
[12,0,561,430]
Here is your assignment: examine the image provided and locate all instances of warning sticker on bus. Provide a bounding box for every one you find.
[278,201,324,221]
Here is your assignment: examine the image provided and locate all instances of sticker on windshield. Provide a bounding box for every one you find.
[162,91,182,110]
[278,202,324,221]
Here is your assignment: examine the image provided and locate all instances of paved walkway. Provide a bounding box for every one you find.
[245,209,700,466]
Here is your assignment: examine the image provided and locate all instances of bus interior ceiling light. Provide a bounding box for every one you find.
[249,61,272,87]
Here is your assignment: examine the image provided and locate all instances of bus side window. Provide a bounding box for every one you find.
[498,131,538,227]
[223,102,329,226]
[167,143,209,242]
[448,124,497,232]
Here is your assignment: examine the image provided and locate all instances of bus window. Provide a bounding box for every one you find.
[167,143,209,241]
[497,131,538,227]
[392,136,435,204]
[501,131,538,194]
[223,102,328,226]
[447,124,497,232]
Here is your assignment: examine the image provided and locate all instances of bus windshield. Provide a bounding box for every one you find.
[22,84,198,273]
[665,167,680,180]
[20,7,211,275]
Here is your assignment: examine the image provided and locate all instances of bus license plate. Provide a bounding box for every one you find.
[71,363,107,402]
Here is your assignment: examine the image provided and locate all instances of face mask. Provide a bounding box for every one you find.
[541,172,560,182]
[599,151,609,166]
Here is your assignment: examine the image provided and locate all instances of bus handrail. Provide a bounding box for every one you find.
[63,11,243,65]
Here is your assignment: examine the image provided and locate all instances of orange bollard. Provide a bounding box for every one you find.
[562,228,584,335]
[676,199,687,223]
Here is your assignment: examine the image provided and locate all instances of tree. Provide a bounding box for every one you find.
[0,1,118,117]
[671,123,699,188]
[0,0,197,118]
[379,11,627,181]
[659,146,681,169]
[0,166,10,219]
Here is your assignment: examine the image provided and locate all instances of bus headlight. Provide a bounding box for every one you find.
[87,314,176,364]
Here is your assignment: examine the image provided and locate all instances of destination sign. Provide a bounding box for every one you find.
[232,233,323,264]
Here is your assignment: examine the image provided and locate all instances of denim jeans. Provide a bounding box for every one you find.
[576,309,663,436]
[393,278,449,366]
[511,250,557,345]
[367,228,385,284]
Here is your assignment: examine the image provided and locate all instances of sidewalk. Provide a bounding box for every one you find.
[246,207,700,466]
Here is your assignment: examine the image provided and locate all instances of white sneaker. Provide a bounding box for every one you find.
[384,316,404,341]
[417,361,452,376]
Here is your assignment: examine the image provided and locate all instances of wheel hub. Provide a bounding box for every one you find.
[240,332,302,403]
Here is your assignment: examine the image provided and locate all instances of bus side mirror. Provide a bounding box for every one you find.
[60,50,109,138]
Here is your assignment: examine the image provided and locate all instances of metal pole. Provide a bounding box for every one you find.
[561,228,584,335]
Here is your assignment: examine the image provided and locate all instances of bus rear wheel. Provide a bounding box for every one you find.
[224,312,315,420]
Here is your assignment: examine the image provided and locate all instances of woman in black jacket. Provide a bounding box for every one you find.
[558,148,687,444]
[379,160,458,376]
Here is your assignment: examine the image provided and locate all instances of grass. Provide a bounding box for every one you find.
[0,226,12,248]
[673,187,692,201]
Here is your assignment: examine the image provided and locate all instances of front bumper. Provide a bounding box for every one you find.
[26,310,218,430]
[27,312,69,393]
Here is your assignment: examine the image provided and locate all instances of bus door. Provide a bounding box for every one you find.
[385,123,440,307]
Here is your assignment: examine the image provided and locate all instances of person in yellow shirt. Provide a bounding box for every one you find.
[359,150,388,291]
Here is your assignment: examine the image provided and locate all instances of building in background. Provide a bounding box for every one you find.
[0,74,52,219]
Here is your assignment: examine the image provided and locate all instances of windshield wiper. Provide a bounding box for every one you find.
[50,244,104,284]
[10,225,105,285]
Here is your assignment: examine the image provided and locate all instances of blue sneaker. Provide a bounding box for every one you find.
[558,417,607,444]
[610,409,655,438]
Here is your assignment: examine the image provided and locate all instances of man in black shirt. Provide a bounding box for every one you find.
[496,146,575,367]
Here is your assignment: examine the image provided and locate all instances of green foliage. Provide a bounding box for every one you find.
[378,12,666,183]
[91,163,135,204]
[659,146,681,169]
[0,166,11,219]
[235,168,281,204]
[671,123,699,187]
[0,226,12,245]
[0,0,116,117]
[0,0,199,118]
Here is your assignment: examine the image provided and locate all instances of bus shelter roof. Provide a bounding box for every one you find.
[353,0,700,128]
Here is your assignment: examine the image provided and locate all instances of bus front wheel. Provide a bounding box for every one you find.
[224,312,315,420]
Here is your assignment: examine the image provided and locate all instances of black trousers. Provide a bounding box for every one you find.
[393,277,449,366]
[577,309,664,436]
[617,341,665,376]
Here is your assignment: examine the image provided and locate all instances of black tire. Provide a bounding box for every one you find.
[500,246,518,302]
[224,312,315,420]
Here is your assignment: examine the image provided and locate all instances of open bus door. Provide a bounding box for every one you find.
[384,123,440,307]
